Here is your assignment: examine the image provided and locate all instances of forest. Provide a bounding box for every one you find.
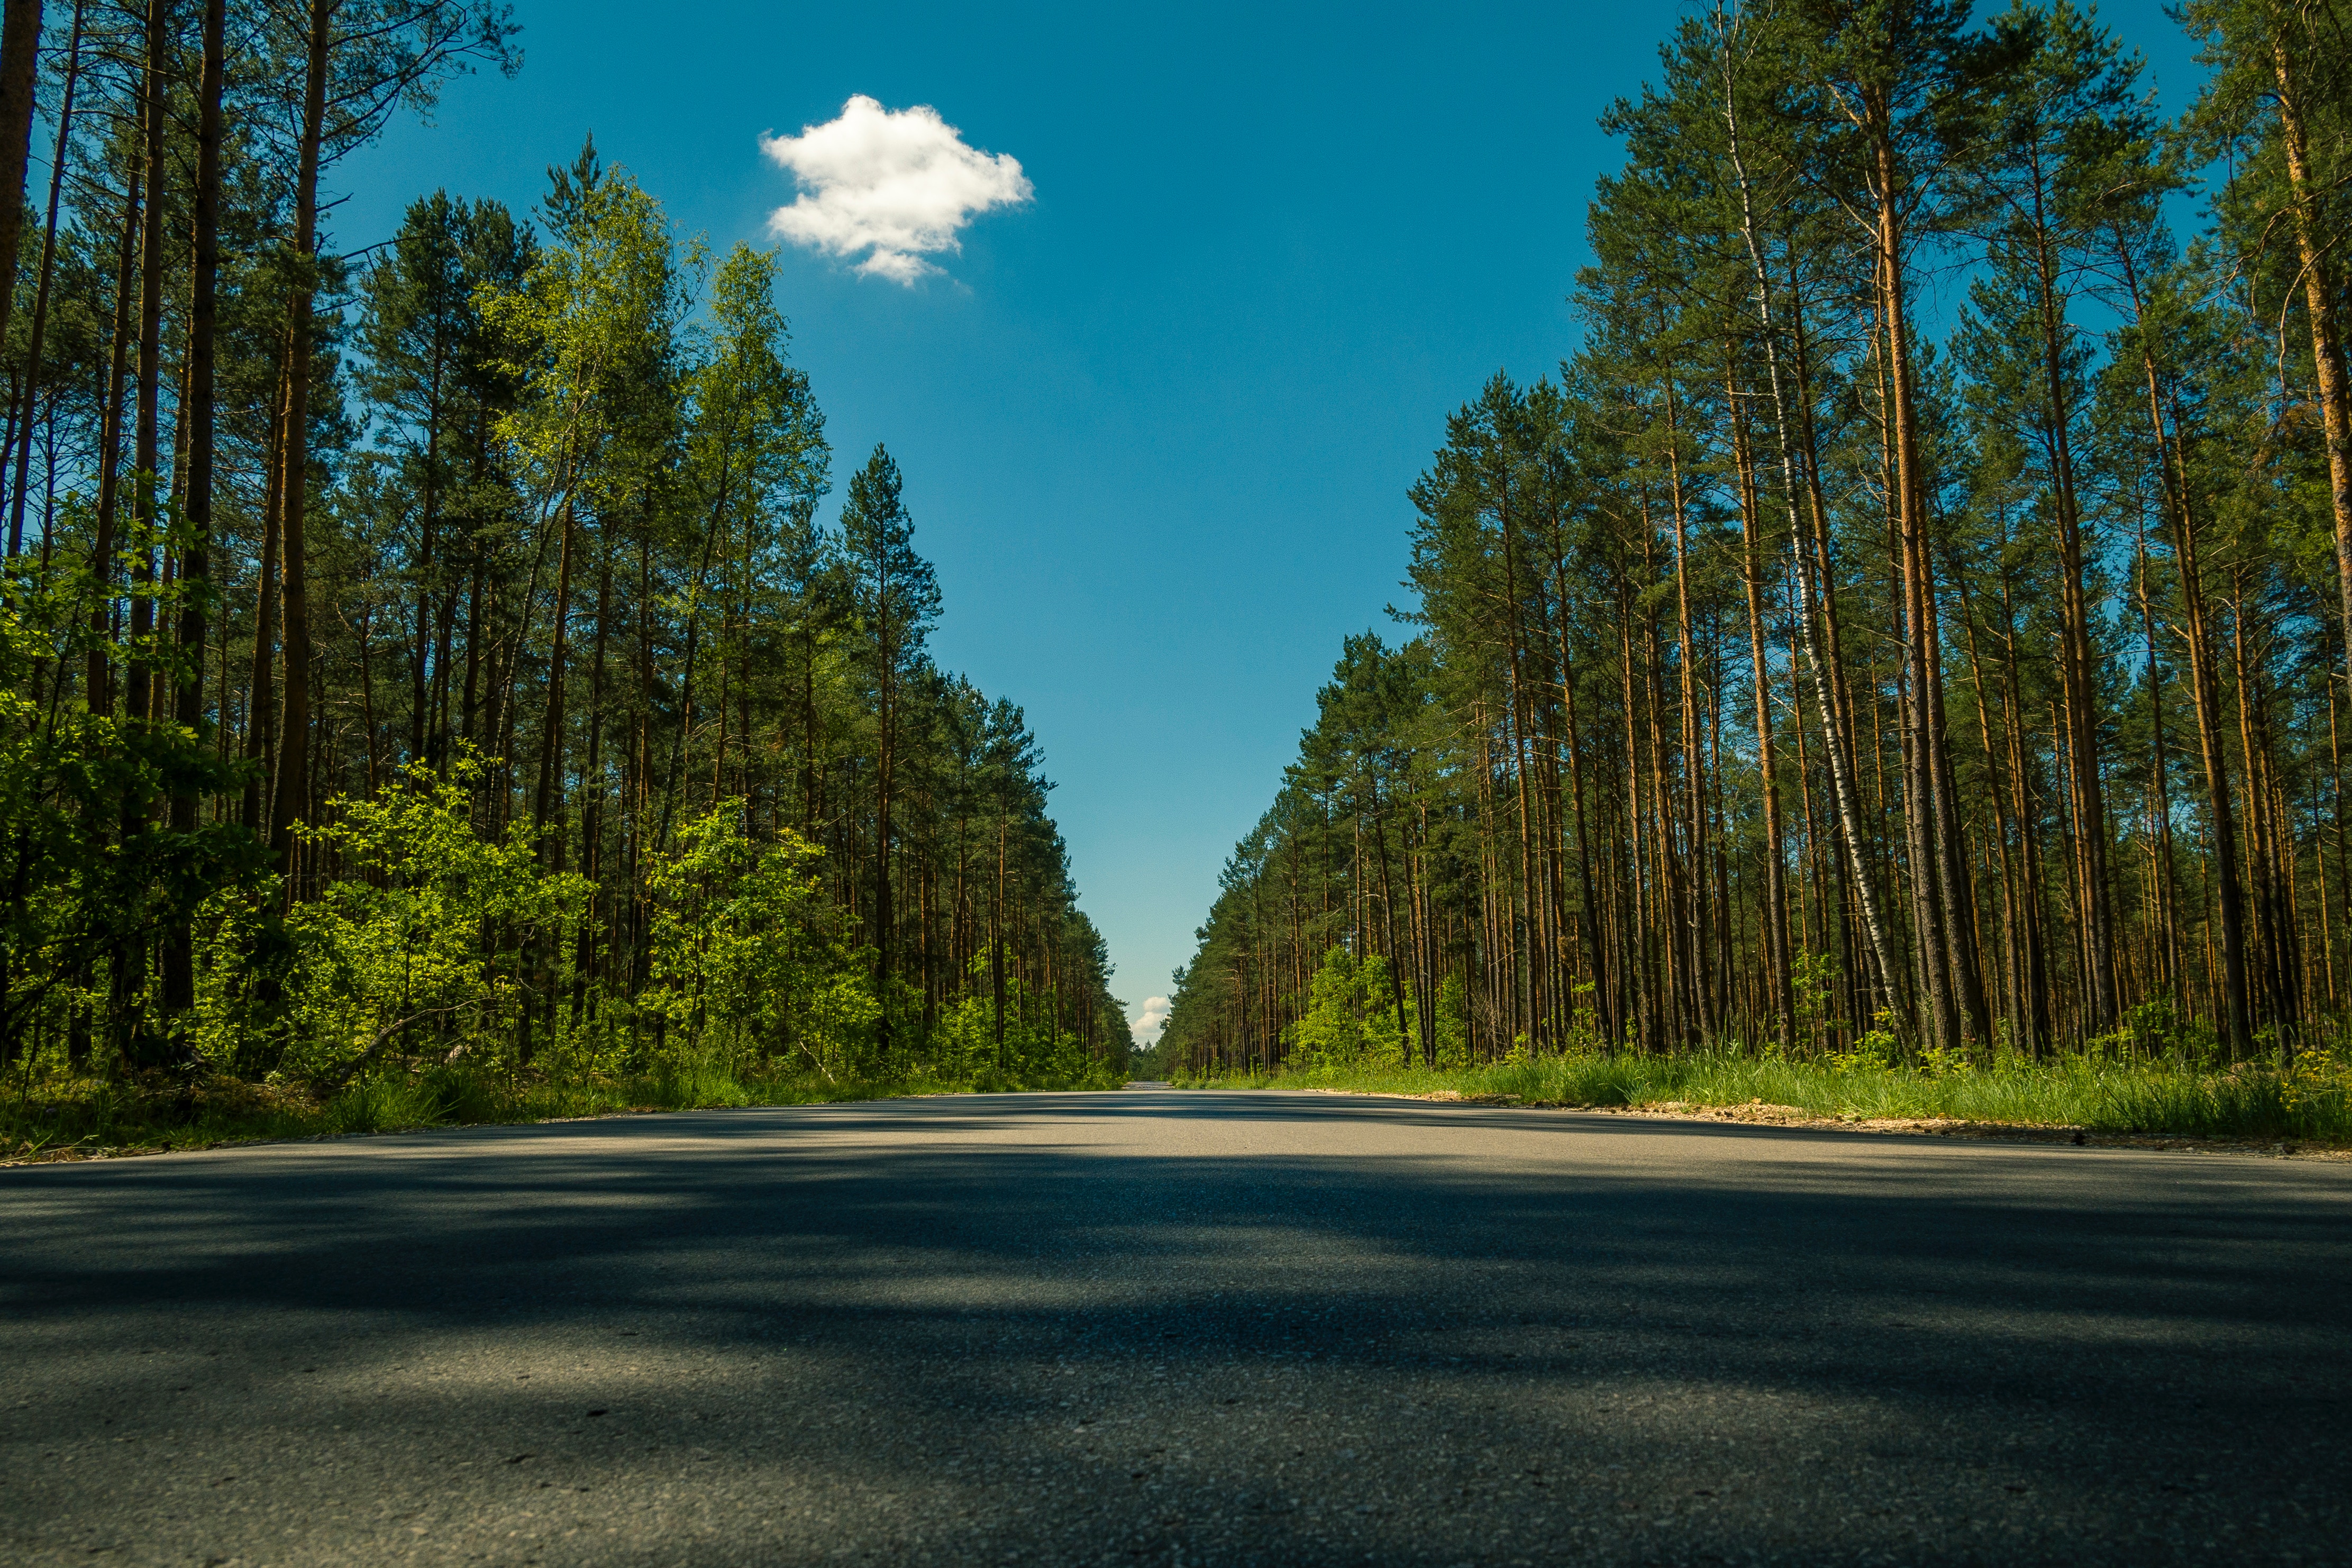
[1159,0,2352,1081]
[0,0,1128,1147]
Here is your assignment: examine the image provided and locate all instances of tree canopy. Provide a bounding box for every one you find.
[0,4,1126,1095]
[1160,0,2352,1075]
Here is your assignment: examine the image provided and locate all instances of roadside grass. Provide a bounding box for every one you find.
[1,1058,1127,1164]
[1181,1049,2352,1145]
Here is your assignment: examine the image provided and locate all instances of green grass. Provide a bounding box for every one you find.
[1,1057,1128,1164]
[17,1047,2344,1161]
[1180,1049,2352,1145]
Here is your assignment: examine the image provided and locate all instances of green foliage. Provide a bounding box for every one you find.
[1831,1012,1902,1072]
[1432,973,1472,1067]
[1286,946,1411,1071]
[248,752,588,1086]
[6,14,1130,1156]
[481,160,687,507]
[924,966,1108,1088]
[1287,947,1364,1070]
[1789,950,1838,1053]
[0,539,266,1064]
[1185,1044,2352,1146]
[1,1052,1120,1166]
[1163,0,2352,1084]
[643,803,873,1075]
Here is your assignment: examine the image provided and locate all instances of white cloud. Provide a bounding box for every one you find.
[760,95,1033,284]
[1129,997,1172,1046]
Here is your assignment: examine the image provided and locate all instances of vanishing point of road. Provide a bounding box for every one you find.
[3,1089,2347,1566]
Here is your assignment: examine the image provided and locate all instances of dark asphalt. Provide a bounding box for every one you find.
[2,1089,2347,1566]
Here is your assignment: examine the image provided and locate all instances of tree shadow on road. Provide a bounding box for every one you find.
[3,1092,2348,1565]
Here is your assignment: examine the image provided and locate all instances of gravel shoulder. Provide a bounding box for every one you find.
[1346,1087,2352,1160]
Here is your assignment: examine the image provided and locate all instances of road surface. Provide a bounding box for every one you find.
[3,1089,2348,1566]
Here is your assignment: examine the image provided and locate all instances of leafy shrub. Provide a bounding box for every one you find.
[194,748,590,1084]
[644,803,875,1076]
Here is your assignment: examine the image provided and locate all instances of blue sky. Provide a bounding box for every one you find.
[334,1,2204,1041]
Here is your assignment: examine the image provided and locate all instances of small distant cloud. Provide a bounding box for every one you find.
[1130,997,1172,1046]
[760,94,1033,284]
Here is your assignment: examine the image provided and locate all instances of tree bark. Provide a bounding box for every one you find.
[86,168,140,721]
[125,0,170,735]
[2023,174,2117,1034]
[268,0,333,891]
[1870,103,1989,1049]
[0,0,43,354]
[1720,59,1906,1035]
[571,539,611,1032]
[7,0,80,562]
[2141,347,2253,1055]
[242,355,289,833]
[161,0,225,1026]
[2271,41,2352,720]
[1730,385,1795,1044]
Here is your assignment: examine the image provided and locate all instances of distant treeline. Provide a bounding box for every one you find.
[0,1,1124,1089]
[1161,0,2352,1073]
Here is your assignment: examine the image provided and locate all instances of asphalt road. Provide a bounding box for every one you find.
[4,1090,2349,1567]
